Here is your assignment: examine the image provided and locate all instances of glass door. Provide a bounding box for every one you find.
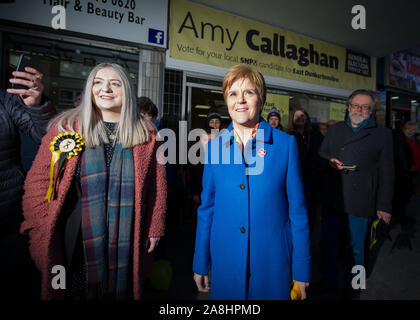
[185,76,228,132]
[188,86,229,131]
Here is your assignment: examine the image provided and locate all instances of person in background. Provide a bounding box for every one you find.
[393,124,414,225]
[137,96,177,230]
[207,112,222,131]
[189,113,222,215]
[318,89,394,299]
[74,93,82,108]
[402,121,420,174]
[193,64,311,300]
[20,63,167,300]
[266,107,284,131]
[288,108,325,233]
[138,96,160,129]
[392,121,420,223]
[0,66,55,300]
[326,120,336,130]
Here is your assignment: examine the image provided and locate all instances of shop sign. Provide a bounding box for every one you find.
[169,0,374,91]
[345,49,371,77]
[388,52,420,93]
[0,0,168,48]
[329,102,347,121]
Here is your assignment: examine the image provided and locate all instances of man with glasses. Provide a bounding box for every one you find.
[317,89,394,299]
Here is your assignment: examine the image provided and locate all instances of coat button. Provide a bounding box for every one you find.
[240,227,246,233]
[240,184,245,190]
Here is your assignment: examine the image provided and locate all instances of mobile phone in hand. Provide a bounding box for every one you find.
[342,164,358,171]
[11,54,40,90]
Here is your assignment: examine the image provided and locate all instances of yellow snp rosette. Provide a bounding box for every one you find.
[45,131,84,202]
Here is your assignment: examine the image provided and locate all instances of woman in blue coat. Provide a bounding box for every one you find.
[192,64,312,300]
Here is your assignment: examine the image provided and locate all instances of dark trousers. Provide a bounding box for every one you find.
[303,179,321,233]
[392,173,413,223]
[320,208,373,288]
[0,229,41,299]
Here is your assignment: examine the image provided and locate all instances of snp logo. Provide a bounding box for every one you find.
[148,29,165,45]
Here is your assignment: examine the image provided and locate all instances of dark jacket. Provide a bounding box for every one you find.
[393,131,412,178]
[0,90,55,233]
[289,128,326,182]
[319,118,395,217]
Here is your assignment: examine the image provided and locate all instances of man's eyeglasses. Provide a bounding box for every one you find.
[349,103,371,111]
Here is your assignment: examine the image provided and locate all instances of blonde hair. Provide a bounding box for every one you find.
[222,64,266,105]
[51,63,151,148]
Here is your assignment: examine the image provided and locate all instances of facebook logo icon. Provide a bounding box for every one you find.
[148,29,165,45]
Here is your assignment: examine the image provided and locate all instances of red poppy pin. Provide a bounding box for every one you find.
[258,148,267,157]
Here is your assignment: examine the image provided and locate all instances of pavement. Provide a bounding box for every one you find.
[142,183,420,301]
[360,191,420,300]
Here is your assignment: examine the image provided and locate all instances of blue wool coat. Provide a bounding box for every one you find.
[193,120,312,300]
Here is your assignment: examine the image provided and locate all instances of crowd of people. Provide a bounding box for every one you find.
[0,61,419,300]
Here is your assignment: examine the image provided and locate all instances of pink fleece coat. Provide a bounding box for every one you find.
[20,122,167,300]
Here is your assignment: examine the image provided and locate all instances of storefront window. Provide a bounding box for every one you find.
[6,34,139,113]
[390,92,415,131]
[184,75,348,135]
[189,87,229,130]
[286,92,346,134]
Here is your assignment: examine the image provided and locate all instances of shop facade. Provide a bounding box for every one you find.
[0,0,168,114]
[165,0,376,135]
[377,52,420,132]
[0,0,385,135]
[0,0,169,170]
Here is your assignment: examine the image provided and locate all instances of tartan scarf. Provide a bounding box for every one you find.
[80,143,134,300]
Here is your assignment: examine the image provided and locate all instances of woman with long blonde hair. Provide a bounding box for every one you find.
[20,63,167,300]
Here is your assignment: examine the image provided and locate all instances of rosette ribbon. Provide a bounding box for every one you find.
[45,131,85,202]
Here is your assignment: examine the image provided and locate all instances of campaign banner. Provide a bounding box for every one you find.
[0,0,168,48]
[329,102,347,121]
[169,0,374,91]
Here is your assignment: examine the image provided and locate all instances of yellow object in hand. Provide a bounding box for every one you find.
[290,280,302,300]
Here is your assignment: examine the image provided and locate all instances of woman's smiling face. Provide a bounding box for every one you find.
[91,67,123,118]
[226,77,262,130]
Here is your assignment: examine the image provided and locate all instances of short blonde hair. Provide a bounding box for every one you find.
[222,64,266,105]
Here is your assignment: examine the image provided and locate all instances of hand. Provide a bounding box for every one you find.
[329,158,344,170]
[201,132,210,144]
[146,237,160,253]
[192,195,201,205]
[7,67,44,107]
[377,210,391,224]
[193,273,210,292]
[295,281,309,300]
